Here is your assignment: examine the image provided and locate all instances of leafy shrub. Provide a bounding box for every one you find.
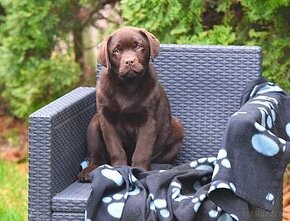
[121,0,204,43]
[0,0,80,118]
[0,0,289,119]
[2,56,80,118]
[178,25,236,45]
[121,0,290,92]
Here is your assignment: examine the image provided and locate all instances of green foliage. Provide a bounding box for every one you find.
[231,0,290,91]
[178,25,236,45]
[0,0,289,119]
[121,0,204,43]
[0,0,80,118]
[241,0,290,21]
[2,56,80,118]
[121,0,290,92]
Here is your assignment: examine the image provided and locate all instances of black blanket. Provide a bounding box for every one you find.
[85,78,290,221]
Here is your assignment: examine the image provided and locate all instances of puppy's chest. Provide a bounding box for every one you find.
[114,94,144,113]
[109,92,148,113]
[103,107,147,126]
[103,108,147,139]
[100,88,154,127]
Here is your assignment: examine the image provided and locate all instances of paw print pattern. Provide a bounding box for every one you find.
[266,193,275,205]
[208,208,238,221]
[253,122,287,156]
[209,180,237,195]
[217,213,234,221]
[127,185,141,196]
[171,181,182,200]
[251,133,280,156]
[251,99,276,129]
[154,199,170,218]
[101,167,124,186]
[232,91,288,157]
[208,206,222,219]
[190,156,216,172]
[212,149,231,180]
[149,193,156,212]
[208,180,238,220]
[286,123,290,139]
[101,193,125,219]
[171,181,195,202]
[236,93,280,131]
[250,82,283,98]
[248,95,287,157]
[209,149,237,196]
[191,193,206,212]
[254,122,287,154]
[99,165,142,219]
[208,209,219,218]
[170,180,210,214]
[148,193,171,218]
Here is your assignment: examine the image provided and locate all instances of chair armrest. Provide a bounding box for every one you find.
[28,87,96,220]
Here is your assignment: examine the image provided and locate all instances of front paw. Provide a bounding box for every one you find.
[132,161,150,171]
[78,166,96,183]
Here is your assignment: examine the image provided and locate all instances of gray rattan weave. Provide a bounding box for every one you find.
[29,87,96,220]
[29,44,282,220]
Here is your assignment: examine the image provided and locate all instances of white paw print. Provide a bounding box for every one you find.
[286,123,290,139]
[212,149,231,180]
[101,185,141,218]
[190,157,216,174]
[209,180,237,195]
[149,194,171,218]
[208,206,222,219]
[101,167,124,186]
[102,193,125,219]
[100,167,141,219]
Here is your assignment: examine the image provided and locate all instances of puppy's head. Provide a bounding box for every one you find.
[97,27,160,80]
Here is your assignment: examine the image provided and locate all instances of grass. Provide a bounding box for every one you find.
[0,160,27,221]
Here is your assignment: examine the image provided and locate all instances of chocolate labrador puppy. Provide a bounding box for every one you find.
[79,27,184,182]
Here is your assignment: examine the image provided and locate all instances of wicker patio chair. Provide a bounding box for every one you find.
[28,44,282,220]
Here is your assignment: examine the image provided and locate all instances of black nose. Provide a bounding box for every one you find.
[124,59,135,66]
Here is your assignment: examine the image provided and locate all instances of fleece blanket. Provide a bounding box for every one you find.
[85,77,290,221]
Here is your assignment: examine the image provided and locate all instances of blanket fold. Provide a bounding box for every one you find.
[85,77,290,221]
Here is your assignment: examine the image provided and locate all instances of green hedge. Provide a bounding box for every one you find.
[121,0,290,92]
[0,0,289,119]
[0,0,80,119]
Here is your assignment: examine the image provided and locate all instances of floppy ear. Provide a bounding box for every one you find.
[140,29,160,61]
[97,36,111,68]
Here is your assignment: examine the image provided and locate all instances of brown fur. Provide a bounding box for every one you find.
[79,27,184,182]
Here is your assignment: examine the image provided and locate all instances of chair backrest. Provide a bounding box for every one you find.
[97,44,262,164]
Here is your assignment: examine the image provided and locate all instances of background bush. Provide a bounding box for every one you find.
[0,0,81,118]
[121,0,290,91]
[0,0,289,119]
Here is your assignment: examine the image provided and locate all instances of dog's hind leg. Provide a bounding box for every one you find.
[152,117,184,164]
[79,113,108,182]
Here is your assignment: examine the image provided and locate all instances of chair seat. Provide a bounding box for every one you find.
[52,181,91,213]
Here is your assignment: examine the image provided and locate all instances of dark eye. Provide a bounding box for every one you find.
[113,47,122,54]
[134,43,143,50]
